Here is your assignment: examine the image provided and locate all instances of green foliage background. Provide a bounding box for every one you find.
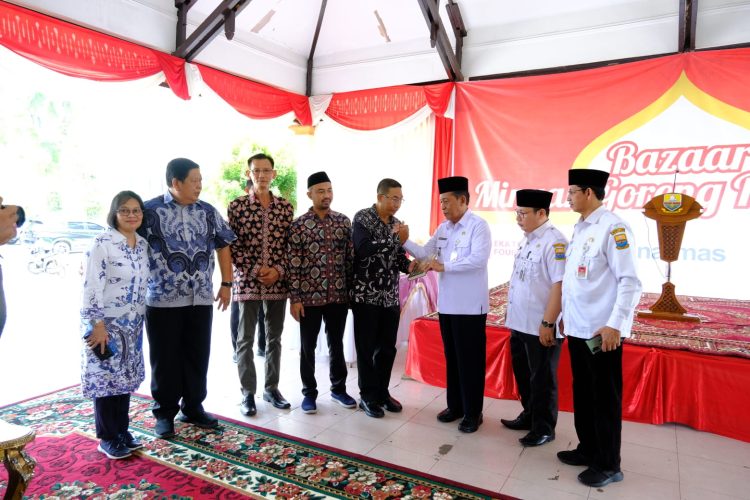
[206,139,297,211]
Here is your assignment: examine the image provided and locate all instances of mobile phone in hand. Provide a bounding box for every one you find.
[585,335,602,355]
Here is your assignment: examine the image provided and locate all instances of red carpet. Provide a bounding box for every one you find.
[0,387,513,499]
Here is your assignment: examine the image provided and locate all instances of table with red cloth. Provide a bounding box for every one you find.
[405,283,750,443]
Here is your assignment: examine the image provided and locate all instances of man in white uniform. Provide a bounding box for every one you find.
[404,176,491,433]
[502,189,567,447]
[558,169,642,488]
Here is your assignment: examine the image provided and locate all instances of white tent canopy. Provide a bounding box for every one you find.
[7,0,750,95]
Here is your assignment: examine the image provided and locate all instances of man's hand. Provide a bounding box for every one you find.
[594,325,622,352]
[539,325,556,347]
[258,266,280,286]
[408,260,417,273]
[86,322,109,355]
[397,223,409,244]
[290,302,305,322]
[0,199,18,245]
[426,260,445,273]
[215,286,231,311]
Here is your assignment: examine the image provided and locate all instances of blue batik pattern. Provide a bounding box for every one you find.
[138,192,236,307]
[80,229,149,398]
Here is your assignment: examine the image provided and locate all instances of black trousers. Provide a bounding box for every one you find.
[299,303,349,398]
[145,305,213,420]
[230,300,265,352]
[438,313,487,418]
[568,336,623,471]
[93,394,130,440]
[509,329,563,435]
[352,303,400,403]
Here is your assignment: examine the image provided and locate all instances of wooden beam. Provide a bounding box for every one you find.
[445,0,467,67]
[306,0,328,97]
[416,0,463,81]
[679,0,699,52]
[175,0,197,49]
[174,0,253,61]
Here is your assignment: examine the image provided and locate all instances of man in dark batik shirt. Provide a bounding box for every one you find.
[228,153,294,417]
[287,171,357,415]
[352,179,413,418]
[351,178,414,418]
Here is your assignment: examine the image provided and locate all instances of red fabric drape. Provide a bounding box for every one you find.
[406,319,750,443]
[324,82,454,232]
[196,64,311,125]
[0,1,189,99]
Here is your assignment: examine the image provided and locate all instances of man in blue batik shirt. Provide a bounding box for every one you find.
[138,158,236,439]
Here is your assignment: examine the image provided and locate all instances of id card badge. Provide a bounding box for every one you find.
[576,263,589,279]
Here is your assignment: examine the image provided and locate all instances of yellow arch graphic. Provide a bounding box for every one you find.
[573,71,750,168]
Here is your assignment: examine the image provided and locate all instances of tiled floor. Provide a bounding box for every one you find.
[2,307,749,499]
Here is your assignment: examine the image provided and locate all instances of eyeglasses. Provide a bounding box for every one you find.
[383,195,405,204]
[568,188,585,196]
[251,169,274,175]
[515,210,531,218]
[117,208,143,216]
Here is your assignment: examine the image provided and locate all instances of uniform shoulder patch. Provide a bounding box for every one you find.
[612,229,629,250]
[552,243,567,260]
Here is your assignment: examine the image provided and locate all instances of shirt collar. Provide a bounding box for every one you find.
[248,191,276,206]
[449,208,473,229]
[527,220,551,241]
[580,205,607,225]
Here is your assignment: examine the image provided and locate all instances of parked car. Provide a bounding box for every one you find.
[8,219,44,245]
[34,221,106,253]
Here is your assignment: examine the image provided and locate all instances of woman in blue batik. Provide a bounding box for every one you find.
[81,191,149,460]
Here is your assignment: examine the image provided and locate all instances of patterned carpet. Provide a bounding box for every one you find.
[0,387,510,499]
[425,283,750,358]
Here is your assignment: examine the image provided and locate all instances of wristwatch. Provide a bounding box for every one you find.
[541,319,555,328]
[220,281,232,287]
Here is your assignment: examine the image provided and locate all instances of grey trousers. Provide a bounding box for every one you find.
[237,299,287,397]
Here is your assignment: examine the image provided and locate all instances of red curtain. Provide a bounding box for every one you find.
[325,83,454,232]
[196,64,311,125]
[407,318,750,443]
[0,1,189,99]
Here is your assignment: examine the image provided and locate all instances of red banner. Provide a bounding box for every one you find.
[452,49,750,298]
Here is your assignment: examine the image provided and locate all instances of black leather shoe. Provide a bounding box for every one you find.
[154,418,175,439]
[359,400,384,418]
[382,396,403,413]
[577,467,624,487]
[263,389,291,409]
[458,414,483,433]
[256,349,266,357]
[519,431,555,447]
[240,396,257,416]
[437,408,461,423]
[178,411,219,429]
[557,449,591,466]
[500,413,531,430]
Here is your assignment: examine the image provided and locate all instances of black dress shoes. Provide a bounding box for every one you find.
[178,411,219,429]
[240,396,257,416]
[359,400,384,418]
[557,449,591,466]
[519,431,555,447]
[577,467,624,487]
[500,413,531,430]
[263,389,291,409]
[154,418,175,439]
[458,414,483,433]
[382,396,403,413]
[436,408,461,423]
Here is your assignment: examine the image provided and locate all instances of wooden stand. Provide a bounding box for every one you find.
[0,420,36,500]
[637,193,702,323]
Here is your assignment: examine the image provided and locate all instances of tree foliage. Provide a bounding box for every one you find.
[206,139,297,211]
